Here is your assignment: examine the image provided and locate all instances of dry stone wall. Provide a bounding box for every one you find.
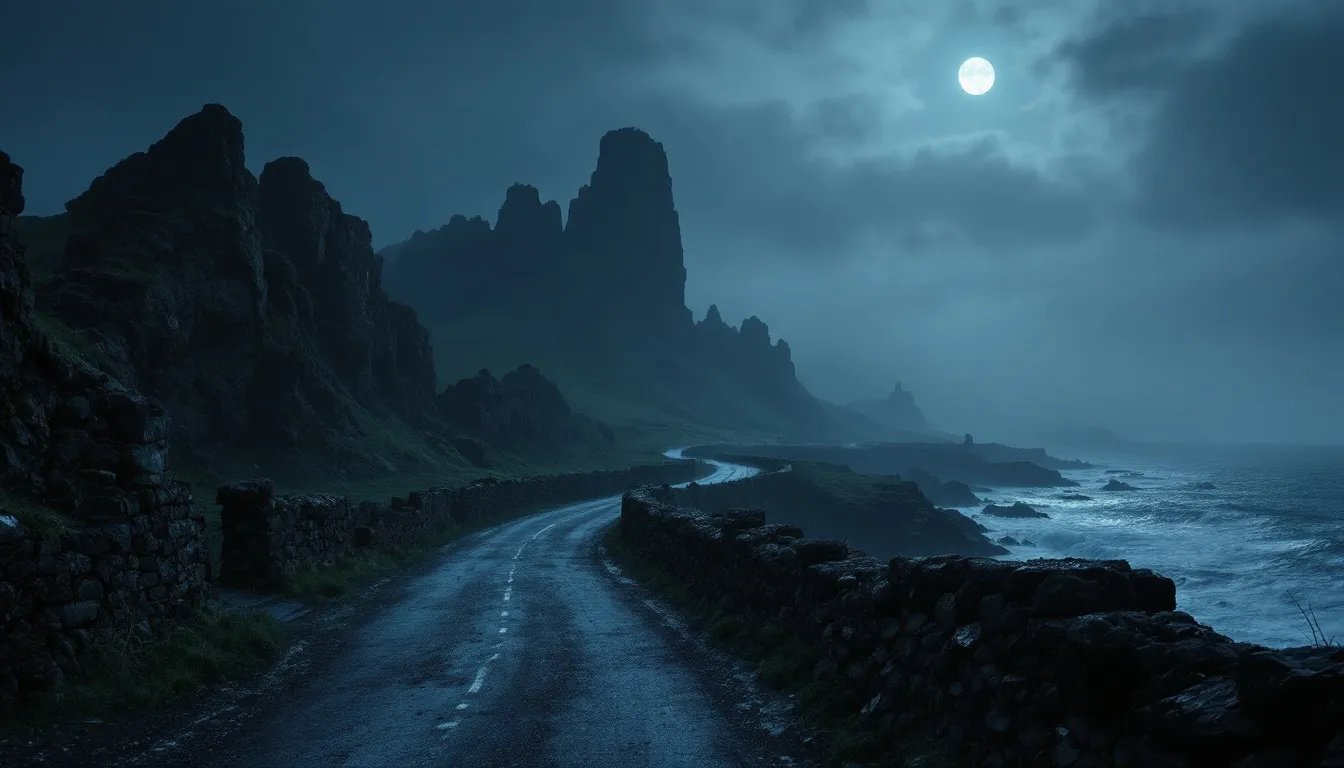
[620,486,1344,768]
[0,462,209,707]
[218,460,709,590]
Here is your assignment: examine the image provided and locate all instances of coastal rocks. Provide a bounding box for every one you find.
[1060,493,1092,501]
[902,468,981,507]
[982,502,1049,519]
[619,487,1344,767]
[1103,479,1137,491]
[1193,482,1218,490]
[669,462,1007,558]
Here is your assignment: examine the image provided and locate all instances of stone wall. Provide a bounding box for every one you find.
[0,476,208,707]
[219,460,709,590]
[620,487,1344,767]
[1,147,212,709]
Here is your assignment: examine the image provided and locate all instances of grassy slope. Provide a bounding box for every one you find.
[429,306,794,457]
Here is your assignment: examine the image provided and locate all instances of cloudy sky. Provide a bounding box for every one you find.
[3,0,1341,444]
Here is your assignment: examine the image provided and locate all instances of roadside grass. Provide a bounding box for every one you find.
[600,523,959,768]
[0,492,76,541]
[286,543,439,600]
[7,601,285,726]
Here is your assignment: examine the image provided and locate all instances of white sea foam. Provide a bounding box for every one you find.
[960,446,1344,648]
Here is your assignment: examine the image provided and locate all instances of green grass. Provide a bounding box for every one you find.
[11,601,285,725]
[0,492,75,541]
[601,523,960,767]
[428,307,799,458]
[287,547,430,599]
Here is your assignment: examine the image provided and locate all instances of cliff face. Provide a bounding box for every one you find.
[25,105,605,480]
[41,105,267,456]
[383,128,834,437]
[0,151,190,511]
[256,157,435,422]
[30,107,441,478]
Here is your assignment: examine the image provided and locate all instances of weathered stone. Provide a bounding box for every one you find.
[617,485,1344,767]
[59,601,99,628]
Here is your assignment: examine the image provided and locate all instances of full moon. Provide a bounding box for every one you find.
[958,57,995,96]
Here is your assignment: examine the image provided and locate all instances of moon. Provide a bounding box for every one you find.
[958,57,995,96]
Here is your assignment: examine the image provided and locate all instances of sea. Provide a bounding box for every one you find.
[957,443,1344,649]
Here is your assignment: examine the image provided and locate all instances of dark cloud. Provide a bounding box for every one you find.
[2,0,1340,444]
[623,99,1096,264]
[1137,13,1344,226]
[1055,12,1203,95]
[1059,5,1344,227]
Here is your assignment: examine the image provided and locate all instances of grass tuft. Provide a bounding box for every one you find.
[0,492,76,542]
[13,601,285,724]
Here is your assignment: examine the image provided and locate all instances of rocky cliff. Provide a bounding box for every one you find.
[1,152,210,702]
[382,128,843,439]
[27,105,596,482]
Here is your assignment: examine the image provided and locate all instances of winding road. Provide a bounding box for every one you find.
[147,454,807,768]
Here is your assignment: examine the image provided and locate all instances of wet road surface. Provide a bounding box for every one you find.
[164,458,803,768]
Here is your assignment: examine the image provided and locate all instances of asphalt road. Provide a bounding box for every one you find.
[154,456,807,768]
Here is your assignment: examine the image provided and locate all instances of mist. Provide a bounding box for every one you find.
[4,0,1340,446]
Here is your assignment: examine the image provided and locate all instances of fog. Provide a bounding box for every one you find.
[4,0,1340,445]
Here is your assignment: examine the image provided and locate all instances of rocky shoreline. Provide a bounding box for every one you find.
[620,482,1344,767]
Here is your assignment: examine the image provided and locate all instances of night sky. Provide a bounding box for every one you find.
[3,0,1340,444]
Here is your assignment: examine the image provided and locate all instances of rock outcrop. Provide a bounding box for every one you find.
[668,462,1007,558]
[982,501,1049,519]
[564,128,692,342]
[901,468,981,507]
[40,105,266,457]
[29,105,525,480]
[0,150,208,705]
[381,128,841,439]
[435,365,612,453]
[256,157,435,421]
[846,382,931,435]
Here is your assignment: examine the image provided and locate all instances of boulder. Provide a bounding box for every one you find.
[982,501,1049,519]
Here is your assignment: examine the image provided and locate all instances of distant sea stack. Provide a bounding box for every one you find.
[846,382,931,435]
[563,128,692,341]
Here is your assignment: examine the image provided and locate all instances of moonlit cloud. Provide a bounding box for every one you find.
[2,0,1340,444]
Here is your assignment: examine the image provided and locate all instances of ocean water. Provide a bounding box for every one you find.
[958,444,1344,648]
